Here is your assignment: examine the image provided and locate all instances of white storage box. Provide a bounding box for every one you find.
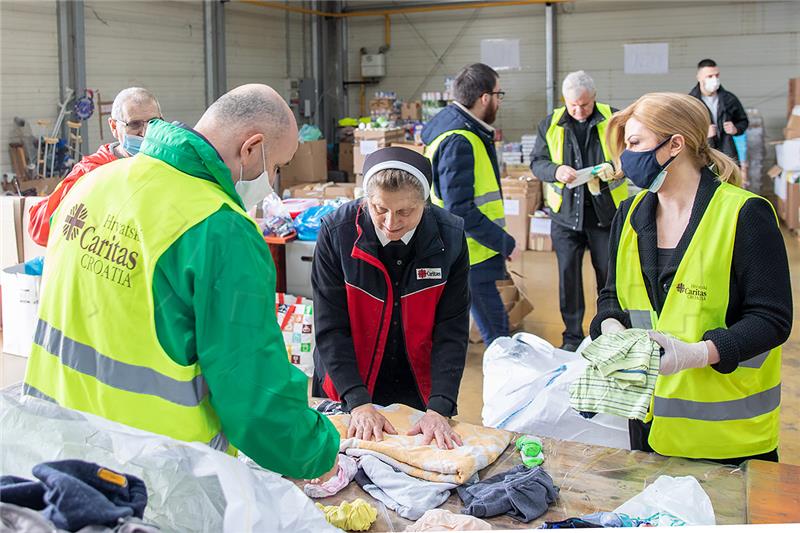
[285,240,316,299]
[1,263,41,357]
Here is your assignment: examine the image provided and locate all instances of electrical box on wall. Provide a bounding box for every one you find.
[361,54,386,78]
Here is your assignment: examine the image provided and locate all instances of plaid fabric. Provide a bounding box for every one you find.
[569,329,660,421]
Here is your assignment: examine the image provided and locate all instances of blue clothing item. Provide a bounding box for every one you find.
[422,104,515,279]
[0,475,46,510]
[457,464,558,523]
[0,460,148,531]
[469,274,509,346]
[23,256,44,276]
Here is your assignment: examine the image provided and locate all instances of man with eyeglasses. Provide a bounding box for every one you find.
[529,71,627,351]
[422,63,521,347]
[28,87,162,246]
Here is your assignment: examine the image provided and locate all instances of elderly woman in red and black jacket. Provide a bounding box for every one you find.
[311,147,470,450]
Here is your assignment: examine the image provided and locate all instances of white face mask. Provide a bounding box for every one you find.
[234,143,272,212]
[703,77,720,93]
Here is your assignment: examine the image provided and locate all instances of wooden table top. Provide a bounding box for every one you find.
[745,459,800,524]
[293,433,747,531]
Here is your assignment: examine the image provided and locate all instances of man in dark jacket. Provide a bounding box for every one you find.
[422,63,521,347]
[689,58,748,162]
[530,70,625,351]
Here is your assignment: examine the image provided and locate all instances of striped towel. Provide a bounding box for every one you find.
[569,329,660,421]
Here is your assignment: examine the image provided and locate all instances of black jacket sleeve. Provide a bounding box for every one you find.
[589,198,634,339]
[427,232,471,416]
[312,219,371,409]
[704,198,792,373]
[435,135,516,256]
[530,115,560,182]
[726,92,749,135]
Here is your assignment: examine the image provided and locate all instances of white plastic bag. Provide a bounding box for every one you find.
[482,333,630,449]
[614,475,716,526]
[0,390,338,533]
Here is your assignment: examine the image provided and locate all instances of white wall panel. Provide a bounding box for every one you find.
[0,0,59,174]
[346,1,799,144]
[83,0,205,153]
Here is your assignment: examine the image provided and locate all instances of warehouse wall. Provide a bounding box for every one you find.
[0,0,60,175]
[0,0,304,174]
[84,0,205,153]
[346,1,799,144]
[226,2,308,98]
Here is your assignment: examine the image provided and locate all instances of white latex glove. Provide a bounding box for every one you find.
[593,162,615,182]
[600,318,626,335]
[648,331,709,375]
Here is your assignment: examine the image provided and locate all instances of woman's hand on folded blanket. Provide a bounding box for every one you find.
[407,410,463,450]
[348,404,398,442]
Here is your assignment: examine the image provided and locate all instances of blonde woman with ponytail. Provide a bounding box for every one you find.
[589,92,791,464]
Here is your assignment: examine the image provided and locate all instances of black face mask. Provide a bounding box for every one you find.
[620,136,676,191]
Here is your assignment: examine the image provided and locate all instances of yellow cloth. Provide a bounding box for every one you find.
[316,498,377,531]
[329,404,513,484]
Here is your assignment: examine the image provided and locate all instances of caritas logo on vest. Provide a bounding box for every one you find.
[63,203,140,289]
[674,282,708,301]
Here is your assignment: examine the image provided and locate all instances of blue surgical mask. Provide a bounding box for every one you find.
[620,136,676,192]
[121,134,144,156]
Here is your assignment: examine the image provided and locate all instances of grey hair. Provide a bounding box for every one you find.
[201,88,291,137]
[562,70,596,100]
[111,87,160,120]
[365,169,426,202]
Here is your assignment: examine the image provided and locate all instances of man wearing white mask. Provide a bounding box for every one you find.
[28,87,162,246]
[689,58,748,162]
[23,84,341,482]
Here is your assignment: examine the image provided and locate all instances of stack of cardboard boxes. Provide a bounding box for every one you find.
[285,182,357,200]
[280,139,328,193]
[501,164,544,252]
[353,128,405,183]
[401,101,422,121]
[771,81,800,230]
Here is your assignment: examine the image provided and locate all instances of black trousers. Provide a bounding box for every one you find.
[551,221,610,346]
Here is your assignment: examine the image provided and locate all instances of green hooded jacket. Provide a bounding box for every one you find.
[141,120,338,478]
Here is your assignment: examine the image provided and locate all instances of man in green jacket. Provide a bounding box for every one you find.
[23,84,339,481]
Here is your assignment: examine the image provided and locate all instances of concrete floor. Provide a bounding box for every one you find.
[454,229,800,466]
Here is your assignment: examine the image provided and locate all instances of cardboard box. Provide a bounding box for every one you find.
[353,128,404,175]
[468,270,532,343]
[401,101,422,121]
[0,196,24,270]
[21,196,46,261]
[529,213,553,252]
[287,182,356,200]
[789,78,800,118]
[338,142,354,176]
[390,142,425,155]
[504,163,534,180]
[369,97,395,112]
[784,110,800,140]
[280,139,328,183]
[1,264,41,357]
[502,177,542,249]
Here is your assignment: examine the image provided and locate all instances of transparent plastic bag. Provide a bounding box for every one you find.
[614,475,716,526]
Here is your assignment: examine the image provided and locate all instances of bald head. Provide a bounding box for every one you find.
[195,84,298,185]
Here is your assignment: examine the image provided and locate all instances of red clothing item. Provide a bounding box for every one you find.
[27,143,119,246]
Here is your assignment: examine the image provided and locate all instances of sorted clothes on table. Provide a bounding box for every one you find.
[315,498,377,532]
[568,329,660,421]
[405,509,492,531]
[354,455,465,521]
[457,464,559,523]
[328,404,512,484]
[0,460,148,532]
[303,454,358,498]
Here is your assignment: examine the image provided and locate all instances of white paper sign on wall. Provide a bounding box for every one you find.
[624,43,669,74]
[481,39,521,71]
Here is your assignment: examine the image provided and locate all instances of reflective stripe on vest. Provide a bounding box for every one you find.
[23,154,257,454]
[615,184,781,459]
[543,103,628,213]
[426,129,507,265]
